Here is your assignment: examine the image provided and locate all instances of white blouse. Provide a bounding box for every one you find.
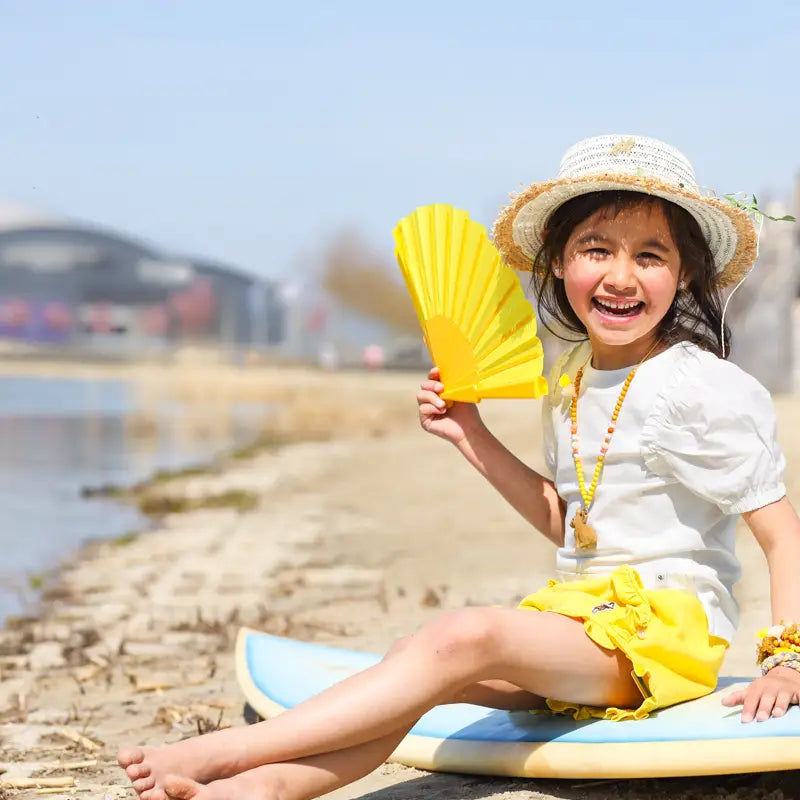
[541,340,786,643]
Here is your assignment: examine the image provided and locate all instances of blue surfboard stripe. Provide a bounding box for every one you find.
[244,632,800,744]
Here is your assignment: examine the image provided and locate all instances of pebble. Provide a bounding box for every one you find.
[27,641,66,671]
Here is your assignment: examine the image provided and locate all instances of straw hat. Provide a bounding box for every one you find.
[493,134,757,288]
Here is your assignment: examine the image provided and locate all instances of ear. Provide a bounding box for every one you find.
[552,260,564,279]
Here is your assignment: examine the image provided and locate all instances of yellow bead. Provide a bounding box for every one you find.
[568,348,650,527]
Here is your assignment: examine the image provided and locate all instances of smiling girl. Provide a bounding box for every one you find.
[119,135,800,800]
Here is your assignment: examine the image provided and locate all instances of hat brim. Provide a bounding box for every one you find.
[493,174,757,288]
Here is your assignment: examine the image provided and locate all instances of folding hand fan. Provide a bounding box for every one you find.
[393,204,548,403]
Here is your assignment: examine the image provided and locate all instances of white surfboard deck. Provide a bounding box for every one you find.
[235,627,800,779]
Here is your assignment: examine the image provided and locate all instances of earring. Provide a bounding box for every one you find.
[553,268,563,279]
[678,279,687,291]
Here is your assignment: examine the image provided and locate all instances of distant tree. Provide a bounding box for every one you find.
[320,230,420,334]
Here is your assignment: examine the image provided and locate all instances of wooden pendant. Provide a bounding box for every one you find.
[571,507,597,550]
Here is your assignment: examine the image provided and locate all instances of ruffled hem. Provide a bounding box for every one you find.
[520,565,724,722]
[570,567,658,721]
[726,483,786,515]
[546,695,659,722]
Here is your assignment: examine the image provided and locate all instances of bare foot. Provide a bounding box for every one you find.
[118,736,240,800]
[164,771,280,800]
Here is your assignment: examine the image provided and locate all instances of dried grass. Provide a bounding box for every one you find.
[320,230,419,334]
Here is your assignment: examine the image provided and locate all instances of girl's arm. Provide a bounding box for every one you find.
[743,496,800,623]
[418,367,565,546]
[455,424,566,547]
[723,496,800,722]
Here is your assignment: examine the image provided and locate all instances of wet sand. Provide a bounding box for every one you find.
[1,367,798,799]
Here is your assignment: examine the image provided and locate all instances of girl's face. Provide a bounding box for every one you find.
[559,202,684,369]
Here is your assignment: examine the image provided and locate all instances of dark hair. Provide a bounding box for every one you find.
[532,191,730,358]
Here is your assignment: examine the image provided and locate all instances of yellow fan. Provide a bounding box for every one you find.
[393,204,548,403]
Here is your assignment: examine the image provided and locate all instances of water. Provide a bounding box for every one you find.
[0,375,266,623]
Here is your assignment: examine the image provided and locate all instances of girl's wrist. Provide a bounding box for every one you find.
[763,663,800,683]
[453,415,491,451]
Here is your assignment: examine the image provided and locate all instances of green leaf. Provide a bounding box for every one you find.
[721,192,794,224]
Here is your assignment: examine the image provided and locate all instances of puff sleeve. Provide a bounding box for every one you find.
[540,395,557,481]
[640,351,786,515]
[540,345,581,481]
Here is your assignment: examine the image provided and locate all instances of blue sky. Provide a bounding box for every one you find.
[1,1,798,282]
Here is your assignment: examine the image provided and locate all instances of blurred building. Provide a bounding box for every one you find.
[0,203,284,356]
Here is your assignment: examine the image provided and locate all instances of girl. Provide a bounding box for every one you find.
[120,134,800,800]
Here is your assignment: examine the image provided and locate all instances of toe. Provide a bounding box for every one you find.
[141,789,168,800]
[119,747,146,768]
[127,763,151,781]
[133,776,156,794]
[164,774,202,799]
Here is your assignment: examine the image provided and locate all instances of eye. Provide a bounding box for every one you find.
[638,251,663,264]
[586,247,609,258]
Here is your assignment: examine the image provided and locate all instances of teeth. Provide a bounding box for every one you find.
[596,299,641,310]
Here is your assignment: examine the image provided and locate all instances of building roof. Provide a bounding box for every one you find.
[0,201,277,289]
[0,202,65,232]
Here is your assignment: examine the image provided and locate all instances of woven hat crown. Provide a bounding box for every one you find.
[558,135,698,191]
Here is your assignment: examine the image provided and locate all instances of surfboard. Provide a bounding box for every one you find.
[235,628,800,779]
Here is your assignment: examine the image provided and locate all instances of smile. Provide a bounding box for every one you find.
[592,297,645,319]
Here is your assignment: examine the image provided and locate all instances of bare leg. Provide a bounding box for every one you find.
[121,609,639,799]
[165,684,544,800]
[125,679,545,799]
[163,726,412,800]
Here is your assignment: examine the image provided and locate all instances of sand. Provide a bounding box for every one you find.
[1,367,799,800]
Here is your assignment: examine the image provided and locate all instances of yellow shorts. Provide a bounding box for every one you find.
[517,565,728,721]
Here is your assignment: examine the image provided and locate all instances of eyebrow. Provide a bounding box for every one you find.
[574,233,672,253]
[640,239,671,253]
[574,233,608,247]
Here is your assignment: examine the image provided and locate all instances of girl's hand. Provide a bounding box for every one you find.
[722,666,800,723]
[417,367,483,446]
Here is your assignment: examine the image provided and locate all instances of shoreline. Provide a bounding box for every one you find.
[0,405,273,631]
[0,364,413,630]
[1,373,799,799]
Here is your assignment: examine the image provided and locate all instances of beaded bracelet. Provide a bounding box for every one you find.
[760,651,800,677]
[756,622,800,664]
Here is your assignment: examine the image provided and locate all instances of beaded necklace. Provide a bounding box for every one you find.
[569,339,662,550]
